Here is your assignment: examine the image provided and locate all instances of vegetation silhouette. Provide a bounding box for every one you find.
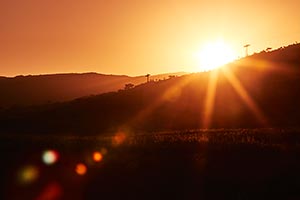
[1,44,300,200]
[0,72,185,108]
[244,44,250,56]
[124,83,135,90]
[0,44,299,135]
[145,74,150,83]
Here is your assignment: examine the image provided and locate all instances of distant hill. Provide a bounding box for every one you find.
[0,44,299,135]
[0,72,186,108]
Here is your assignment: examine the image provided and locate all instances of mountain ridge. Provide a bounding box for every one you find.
[0,44,299,135]
[0,71,186,108]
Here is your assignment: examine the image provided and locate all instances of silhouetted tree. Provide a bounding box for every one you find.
[266,47,272,52]
[244,44,250,57]
[145,74,150,83]
[124,83,134,90]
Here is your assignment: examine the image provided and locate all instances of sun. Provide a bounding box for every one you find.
[195,40,236,71]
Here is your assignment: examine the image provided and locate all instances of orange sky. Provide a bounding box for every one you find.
[0,0,299,77]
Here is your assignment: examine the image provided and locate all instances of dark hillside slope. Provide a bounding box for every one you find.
[0,44,299,135]
[0,72,185,108]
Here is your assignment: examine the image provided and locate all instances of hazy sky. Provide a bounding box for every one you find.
[0,0,299,76]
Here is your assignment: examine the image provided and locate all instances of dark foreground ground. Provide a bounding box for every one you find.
[1,128,300,200]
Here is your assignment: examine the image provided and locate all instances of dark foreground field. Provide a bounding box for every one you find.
[1,128,300,200]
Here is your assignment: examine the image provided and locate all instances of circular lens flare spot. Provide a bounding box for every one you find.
[75,163,87,175]
[100,147,108,155]
[18,165,39,185]
[36,182,62,200]
[112,132,126,146]
[42,150,59,165]
[93,152,103,162]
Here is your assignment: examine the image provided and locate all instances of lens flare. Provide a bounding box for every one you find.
[112,132,126,146]
[36,182,62,200]
[75,163,87,175]
[93,152,103,162]
[18,165,39,185]
[42,150,59,165]
[100,147,108,155]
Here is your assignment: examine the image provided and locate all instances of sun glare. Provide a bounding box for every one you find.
[196,40,236,71]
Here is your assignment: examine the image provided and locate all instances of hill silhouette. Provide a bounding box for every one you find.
[0,72,185,108]
[0,44,299,135]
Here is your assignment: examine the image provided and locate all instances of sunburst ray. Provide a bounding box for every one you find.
[221,66,268,126]
[203,69,219,128]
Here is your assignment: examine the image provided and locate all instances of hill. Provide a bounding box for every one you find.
[0,72,185,108]
[0,44,299,135]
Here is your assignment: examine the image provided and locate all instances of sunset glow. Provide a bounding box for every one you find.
[0,0,299,76]
[196,41,236,71]
[1,0,300,199]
